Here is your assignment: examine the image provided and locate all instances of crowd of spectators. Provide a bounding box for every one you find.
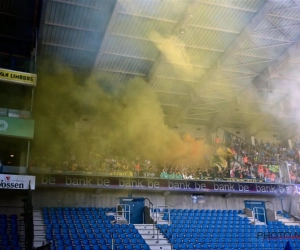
[30,135,300,184]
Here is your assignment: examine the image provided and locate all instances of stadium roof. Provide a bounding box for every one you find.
[2,0,300,138]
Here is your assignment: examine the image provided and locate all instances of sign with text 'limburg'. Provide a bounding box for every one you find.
[36,174,292,195]
[0,68,37,86]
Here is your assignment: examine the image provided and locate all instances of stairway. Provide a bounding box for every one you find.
[135,224,172,250]
[276,213,300,226]
[33,210,47,248]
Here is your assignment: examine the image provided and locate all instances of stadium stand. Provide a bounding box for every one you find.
[34,206,300,250]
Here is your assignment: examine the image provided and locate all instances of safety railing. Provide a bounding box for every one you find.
[115,204,130,224]
[144,198,155,239]
[253,207,266,225]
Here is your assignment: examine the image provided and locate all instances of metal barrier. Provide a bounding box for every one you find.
[115,204,130,224]
[156,205,170,226]
[253,207,266,225]
[144,198,155,239]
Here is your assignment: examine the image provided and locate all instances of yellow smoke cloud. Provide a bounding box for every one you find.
[32,61,211,169]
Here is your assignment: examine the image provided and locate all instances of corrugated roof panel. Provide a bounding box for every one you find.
[182,27,238,50]
[238,39,259,50]
[283,26,300,40]
[185,47,222,67]
[96,53,152,75]
[112,13,176,39]
[209,78,252,87]
[253,28,291,42]
[204,0,264,11]
[254,18,274,31]
[222,64,257,74]
[236,47,274,58]
[264,44,291,57]
[243,60,273,73]
[266,78,290,92]
[59,0,112,9]
[251,35,292,46]
[119,0,186,21]
[156,92,189,105]
[42,25,100,50]
[42,45,95,67]
[46,1,111,31]
[270,5,300,18]
[213,70,255,80]
[185,112,216,121]
[102,35,159,60]
[155,62,206,81]
[99,71,136,86]
[233,53,275,63]
[190,4,255,32]
[276,62,300,78]
[179,118,210,125]
[267,15,300,29]
[152,78,193,93]
[221,56,243,66]
[287,46,300,60]
[270,0,296,10]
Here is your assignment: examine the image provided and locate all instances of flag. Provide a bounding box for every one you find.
[284,241,294,250]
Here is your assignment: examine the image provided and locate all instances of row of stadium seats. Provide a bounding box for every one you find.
[152,208,244,214]
[157,208,298,250]
[43,207,150,250]
[0,215,21,250]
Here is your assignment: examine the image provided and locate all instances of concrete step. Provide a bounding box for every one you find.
[35,232,46,237]
[135,224,156,230]
[34,225,45,230]
[141,234,166,240]
[143,239,171,250]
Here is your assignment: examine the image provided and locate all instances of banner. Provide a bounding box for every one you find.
[264,165,279,173]
[0,174,36,190]
[36,174,292,195]
[0,68,37,86]
[0,117,34,139]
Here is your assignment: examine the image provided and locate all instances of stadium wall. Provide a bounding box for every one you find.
[32,188,288,213]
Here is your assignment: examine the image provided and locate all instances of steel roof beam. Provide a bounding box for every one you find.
[196,0,258,13]
[42,42,96,52]
[267,13,300,21]
[154,90,189,96]
[255,23,300,33]
[109,32,224,53]
[237,43,292,52]
[98,69,146,76]
[118,11,177,24]
[245,63,298,137]
[45,22,101,33]
[51,0,108,12]
[101,51,155,61]
[164,61,210,69]
[191,0,276,92]
[94,2,122,68]
[155,75,198,84]
[0,11,30,21]
[250,34,293,43]
[188,24,240,34]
